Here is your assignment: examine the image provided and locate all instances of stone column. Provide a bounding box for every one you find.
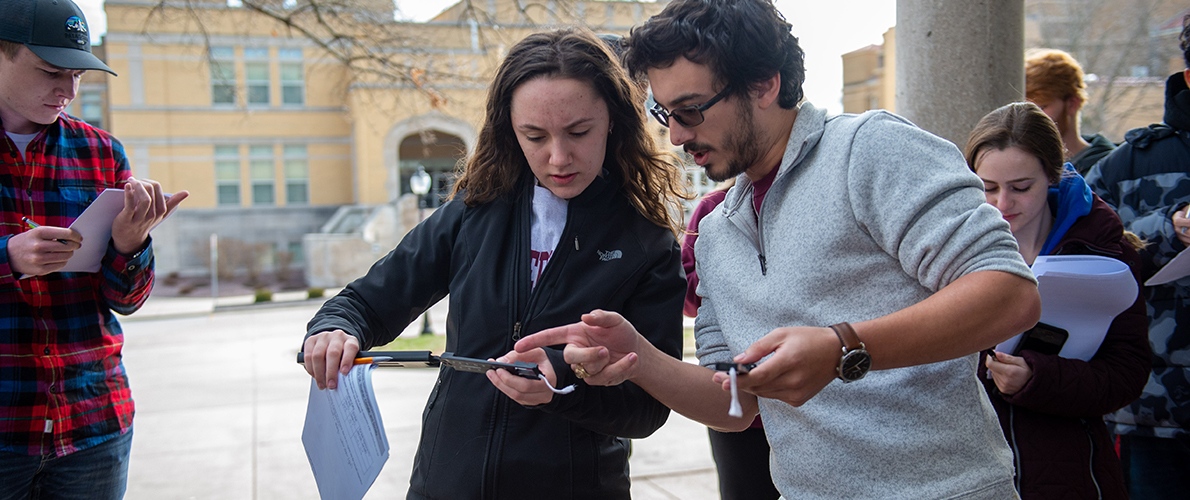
[895,0,1024,147]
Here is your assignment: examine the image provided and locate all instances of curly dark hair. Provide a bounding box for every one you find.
[1181,14,1190,68]
[450,27,688,235]
[622,0,805,110]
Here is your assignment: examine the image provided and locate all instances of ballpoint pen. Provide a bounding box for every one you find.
[21,217,69,245]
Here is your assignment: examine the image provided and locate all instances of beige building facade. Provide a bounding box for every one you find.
[82,0,669,286]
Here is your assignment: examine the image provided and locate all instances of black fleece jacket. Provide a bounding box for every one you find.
[307,170,685,499]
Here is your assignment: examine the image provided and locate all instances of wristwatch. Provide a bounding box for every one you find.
[829,322,871,383]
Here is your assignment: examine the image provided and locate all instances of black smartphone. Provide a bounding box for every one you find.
[295,350,440,367]
[439,352,542,380]
[1013,322,1069,356]
[709,362,757,374]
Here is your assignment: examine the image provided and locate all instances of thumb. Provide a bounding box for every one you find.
[580,309,623,328]
[164,190,190,212]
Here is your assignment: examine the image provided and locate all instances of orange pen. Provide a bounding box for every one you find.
[352,356,393,365]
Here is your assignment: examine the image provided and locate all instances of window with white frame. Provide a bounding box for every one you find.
[284,144,309,204]
[244,47,270,105]
[279,48,304,106]
[78,91,103,129]
[249,145,275,205]
[215,145,241,205]
[210,46,236,105]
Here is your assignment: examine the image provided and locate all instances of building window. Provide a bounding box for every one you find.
[279,48,304,106]
[244,47,270,106]
[215,145,241,205]
[249,145,275,205]
[78,91,103,129]
[287,241,303,264]
[284,144,309,204]
[210,46,236,105]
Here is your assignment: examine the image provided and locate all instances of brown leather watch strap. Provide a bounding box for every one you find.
[829,322,863,351]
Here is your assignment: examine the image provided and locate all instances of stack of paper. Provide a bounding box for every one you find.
[302,364,390,500]
[995,255,1137,361]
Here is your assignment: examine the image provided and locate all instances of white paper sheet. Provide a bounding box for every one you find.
[62,188,126,273]
[302,364,390,500]
[995,255,1137,361]
[1144,245,1190,286]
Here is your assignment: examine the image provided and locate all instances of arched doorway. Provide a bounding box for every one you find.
[398,130,466,208]
[384,112,476,207]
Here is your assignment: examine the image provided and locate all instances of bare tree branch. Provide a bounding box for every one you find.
[142,0,513,108]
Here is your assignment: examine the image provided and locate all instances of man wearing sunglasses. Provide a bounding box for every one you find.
[517,0,1042,497]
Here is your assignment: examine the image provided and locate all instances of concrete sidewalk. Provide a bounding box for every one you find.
[119,294,719,499]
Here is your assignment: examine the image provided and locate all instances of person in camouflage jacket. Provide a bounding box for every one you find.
[1084,15,1190,499]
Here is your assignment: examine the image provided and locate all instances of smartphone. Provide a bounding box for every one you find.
[296,350,441,367]
[1013,322,1069,356]
[439,352,542,380]
[709,362,757,374]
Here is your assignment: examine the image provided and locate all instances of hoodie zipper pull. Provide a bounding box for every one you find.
[758,253,767,276]
[512,322,522,341]
[574,236,579,251]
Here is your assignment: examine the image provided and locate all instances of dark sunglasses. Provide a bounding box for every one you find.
[649,86,731,128]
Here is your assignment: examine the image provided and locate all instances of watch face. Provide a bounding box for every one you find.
[839,350,872,382]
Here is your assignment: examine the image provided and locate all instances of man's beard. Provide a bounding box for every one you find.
[704,103,763,182]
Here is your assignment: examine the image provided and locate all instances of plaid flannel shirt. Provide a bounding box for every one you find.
[1,114,154,457]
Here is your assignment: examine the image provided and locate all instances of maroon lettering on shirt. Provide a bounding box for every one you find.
[530,249,552,287]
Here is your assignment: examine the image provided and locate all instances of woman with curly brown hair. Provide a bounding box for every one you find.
[301,27,689,499]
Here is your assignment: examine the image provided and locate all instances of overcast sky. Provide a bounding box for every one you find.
[74,0,896,114]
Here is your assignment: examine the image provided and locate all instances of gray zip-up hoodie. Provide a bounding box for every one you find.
[693,103,1035,499]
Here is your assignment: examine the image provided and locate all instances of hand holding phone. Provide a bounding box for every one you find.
[1013,322,1069,357]
[709,362,755,418]
[439,352,543,380]
[709,362,757,374]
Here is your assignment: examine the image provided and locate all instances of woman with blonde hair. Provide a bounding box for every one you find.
[302,27,688,499]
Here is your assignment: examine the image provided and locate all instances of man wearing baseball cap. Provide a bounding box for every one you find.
[0,0,187,498]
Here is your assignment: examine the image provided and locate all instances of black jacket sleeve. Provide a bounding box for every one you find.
[305,200,462,348]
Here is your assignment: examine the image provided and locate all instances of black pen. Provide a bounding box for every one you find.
[21,217,70,245]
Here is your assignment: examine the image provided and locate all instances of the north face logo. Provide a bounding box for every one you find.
[597,250,622,261]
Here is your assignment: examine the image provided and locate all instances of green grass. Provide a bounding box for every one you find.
[374,327,696,356]
[375,334,447,352]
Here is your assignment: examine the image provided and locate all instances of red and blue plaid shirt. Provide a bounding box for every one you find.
[1,114,154,457]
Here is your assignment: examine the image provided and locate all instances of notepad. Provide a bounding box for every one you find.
[62,188,127,273]
[59,188,176,273]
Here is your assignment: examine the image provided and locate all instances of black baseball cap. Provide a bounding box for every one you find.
[0,0,116,75]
